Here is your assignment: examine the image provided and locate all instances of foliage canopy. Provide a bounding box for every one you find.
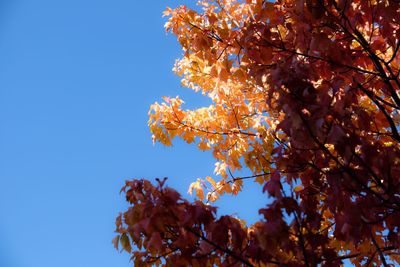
[115,0,400,266]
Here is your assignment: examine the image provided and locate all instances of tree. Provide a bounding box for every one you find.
[114,0,400,266]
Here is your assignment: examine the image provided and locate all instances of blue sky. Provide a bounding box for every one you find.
[0,1,267,266]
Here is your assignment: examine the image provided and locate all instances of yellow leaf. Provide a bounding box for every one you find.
[198,141,210,150]
[255,174,266,184]
[206,192,218,202]
[196,185,204,200]
[188,179,204,200]
[206,176,217,188]
[294,185,303,192]
[232,179,243,195]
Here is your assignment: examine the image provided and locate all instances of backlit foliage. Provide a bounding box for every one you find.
[115,0,400,266]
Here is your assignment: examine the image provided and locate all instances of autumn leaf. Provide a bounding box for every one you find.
[120,234,131,253]
[188,178,204,200]
[116,0,400,266]
[112,235,119,250]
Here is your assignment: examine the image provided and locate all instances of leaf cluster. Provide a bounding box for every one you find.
[116,0,400,266]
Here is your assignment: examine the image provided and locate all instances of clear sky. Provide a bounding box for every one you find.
[0,1,267,267]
